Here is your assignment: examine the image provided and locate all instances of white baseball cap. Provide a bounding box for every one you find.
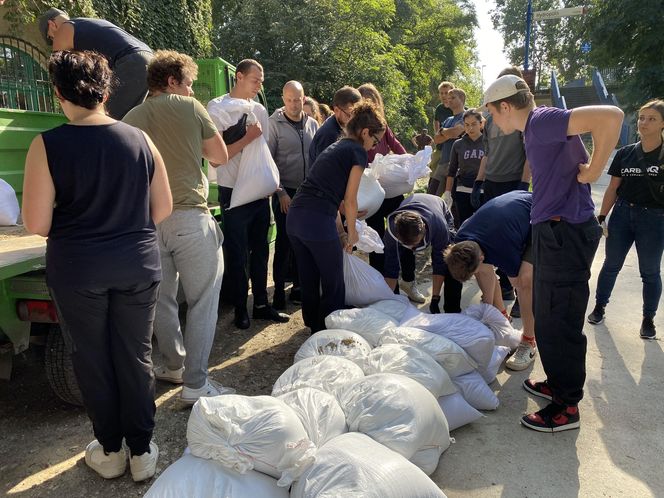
[482,75,529,107]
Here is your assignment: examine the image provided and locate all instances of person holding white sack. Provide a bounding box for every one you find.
[207,59,289,330]
[287,101,386,333]
[383,193,462,314]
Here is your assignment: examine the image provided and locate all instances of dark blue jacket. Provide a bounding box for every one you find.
[309,116,343,164]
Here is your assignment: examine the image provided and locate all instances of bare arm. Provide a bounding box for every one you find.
[51,22,74,51]
[475,263,499,305]
[434,123,465,144]
[203,132,228,166]
[568,106,624,183]
[22,135,54,237]
[599,176,621,217]
[342,165,364,251]
[521,159,531,183]
[432,274,444,298]
[143,133,173,224]
[476,155,487,182]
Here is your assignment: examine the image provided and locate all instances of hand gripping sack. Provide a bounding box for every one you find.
[0,179,19,226]
[437,393,483,431]
[272,355,364,397]
[290,433,447,498]
[354,219,384,253]
[145,452,289,498]
[357,168,385,219]
[186,395,316,486]
[369,146,432,198]
[462,303,521,350]
[402,313,496,369]
[379,326,477,378]
[342,252,404,306]
[337,373,452,475]
[452,371,499,410]
[293,329,372,365]
[325,307,397,346]
[362,343,456,397]
[277,388,347,447]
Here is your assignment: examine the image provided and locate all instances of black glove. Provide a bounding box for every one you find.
[518,181,530,191]
[429,295,441,314]
[470,180,484,209]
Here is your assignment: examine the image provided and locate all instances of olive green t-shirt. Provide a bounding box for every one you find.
[124,93,217,211]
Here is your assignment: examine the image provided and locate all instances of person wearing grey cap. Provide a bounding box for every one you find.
[39,7,153,119]
[483,74,623,433]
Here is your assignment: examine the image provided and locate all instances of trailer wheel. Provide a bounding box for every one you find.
[45,325,83,406]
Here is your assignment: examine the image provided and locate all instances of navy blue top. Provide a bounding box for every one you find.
[308,115,343,164]
[69,18,152,67]
[383,193,455,278]
[42,122,160,288]
[456,191,533,277]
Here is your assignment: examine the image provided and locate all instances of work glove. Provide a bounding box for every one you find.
[429,295,441,314]
[442,191,453,209]
[598,215,608,237]
[518,181,530,191]
[470,180,484,209]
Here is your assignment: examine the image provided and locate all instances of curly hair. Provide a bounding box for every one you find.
[146,50,198,93]
[443,241,483,282]
[344,100,386,140]
[48,50,113,110]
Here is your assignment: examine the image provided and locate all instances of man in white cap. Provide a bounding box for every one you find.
[482,74,623,432]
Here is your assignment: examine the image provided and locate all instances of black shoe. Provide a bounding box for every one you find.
[234,307,250,329]
[521,402,580,433]
[289,287,302,305]
[640,317,656,340]
[253,304,290,323]
[272,290,286,311]
[501,288,515,301]
[510,298,521,318]
[587,304,605,325]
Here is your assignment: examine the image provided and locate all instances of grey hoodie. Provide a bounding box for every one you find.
[267,108,319,195]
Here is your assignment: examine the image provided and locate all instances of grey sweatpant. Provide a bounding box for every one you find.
[153,209,223,389]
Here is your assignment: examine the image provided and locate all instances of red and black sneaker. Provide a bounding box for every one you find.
[523,378,553,401]
[521,402,580,433]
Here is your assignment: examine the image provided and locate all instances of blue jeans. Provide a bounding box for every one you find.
[595,200,664,318]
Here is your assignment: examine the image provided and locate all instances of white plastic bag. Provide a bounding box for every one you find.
[462,303,521,350]
[0,179,19,226]
[290,433,447,498]
[354,219,384,253]
[379,326,477,377]
[452,371,499,411]
[357,168,385,219]
[362,343,456,397]
[272,355,364,397]
[230,129,279,208]
[402,313,496,369]
[293,329,372,365]
[342,252,399,306]
[276,388,347,447]
[325,307,397,346]
[337,373,451,474]
[369,146,432,198]
[478,345,511,384]
[366,298,413,323]
[186,395,315,486]
[145,452,289,498]
[437,392,483,431]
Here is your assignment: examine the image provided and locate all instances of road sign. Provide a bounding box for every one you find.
[581,42,591,54]
[533,6,587,20]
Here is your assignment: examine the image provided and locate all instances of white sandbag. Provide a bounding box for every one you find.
[230,130,279,208]
[354,219,384,253]
[272,355,364,397]
[379,326,477,378]
[325,307,397,346]
[366,297,413,323]
[277,388,347,447]
[478,345,511,384]
[452,371,499,411]
[290,432,447,498]
[342,252,397,307]
[400,303,425,324]
[294,329,371,365]
[357,168,385,219]
[187,395,315,486]
[462,303,521,350]
[0,179,19,226]
[145,452,289,498]
[337,373,451,474]
[437,392,483,431]
[369,146,432,198]
[402,313,496,369]
[362,343,456,397]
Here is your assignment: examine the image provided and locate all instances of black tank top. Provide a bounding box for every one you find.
[70,18,152,67]
[42,122,160,288]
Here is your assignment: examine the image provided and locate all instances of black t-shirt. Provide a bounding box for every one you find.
[309,116,343,163]
[608,142,664,208]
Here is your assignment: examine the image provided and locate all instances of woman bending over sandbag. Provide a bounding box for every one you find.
[287,101,386,332]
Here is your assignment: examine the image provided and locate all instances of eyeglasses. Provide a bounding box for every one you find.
[371,135,381,147]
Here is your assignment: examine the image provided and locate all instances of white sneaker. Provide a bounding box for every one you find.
[180,378,236,405]
[153,365,184,384]
[84,440,126,479]
[506,341,537,371]
[400,279,426,303]
[129,441,159,482]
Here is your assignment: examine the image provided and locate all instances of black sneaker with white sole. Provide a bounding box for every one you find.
[640,317,656,340]
[587,304,605,325]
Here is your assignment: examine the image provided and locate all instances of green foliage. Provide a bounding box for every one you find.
[3,1,96,33]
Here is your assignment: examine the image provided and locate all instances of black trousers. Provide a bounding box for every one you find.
[50,281,159,456]
[272,188,299,292]
[366,195,415,282]
[532,218,602,405]
[443,268,463,313]
[452,191,476,227]
[219,187,270,308]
